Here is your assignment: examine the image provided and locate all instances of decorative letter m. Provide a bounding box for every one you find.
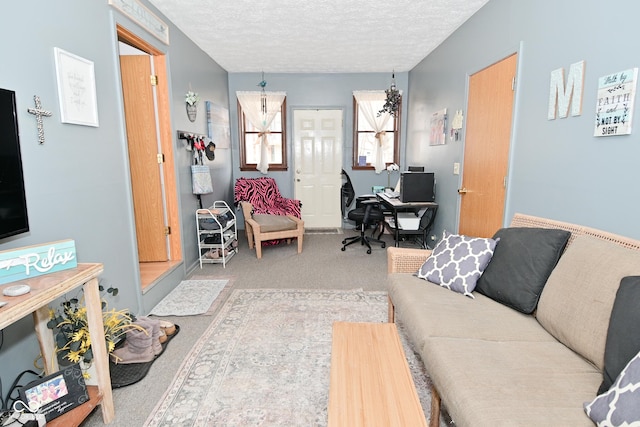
[548,60,585,120]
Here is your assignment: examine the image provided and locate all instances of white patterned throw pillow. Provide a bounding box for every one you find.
[417,230,498,297]
[584,349,640,426]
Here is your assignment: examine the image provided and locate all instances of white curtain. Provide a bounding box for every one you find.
[353,90,391,174]
[237,91,286,174]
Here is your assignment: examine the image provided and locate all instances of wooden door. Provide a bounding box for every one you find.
[120,55,167,261]
[458,53,517,238]
[293,109,343,228]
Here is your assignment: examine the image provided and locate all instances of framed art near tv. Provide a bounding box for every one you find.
[54,47,99,127]
[0,88,30,240]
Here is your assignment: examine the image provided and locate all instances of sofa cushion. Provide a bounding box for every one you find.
[252,214,297,233]
[598,276,640,394]
[475,227,570,314]
[423,337,601,427]
[537,235,640,370]
[388,273,557,350]
[585,349,640,426]
[417,231,498,297]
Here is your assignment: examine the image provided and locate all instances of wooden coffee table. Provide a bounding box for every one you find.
[328,322,427,427]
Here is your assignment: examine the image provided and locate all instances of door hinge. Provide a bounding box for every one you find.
[164,226,171,235]
[157,153,165,163]
[511,76,516,91]
[150,75,158,86]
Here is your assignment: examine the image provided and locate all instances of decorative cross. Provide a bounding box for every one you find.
[27,95,52,144]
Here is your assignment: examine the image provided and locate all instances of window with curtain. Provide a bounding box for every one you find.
[237,93,287,172]
[352,91,401,173]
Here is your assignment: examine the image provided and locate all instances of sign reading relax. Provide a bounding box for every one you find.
[0,240,77,285]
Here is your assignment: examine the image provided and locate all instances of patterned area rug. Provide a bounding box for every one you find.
[304,228,343,234]
[149,279,228,316]
[144,288,438,426]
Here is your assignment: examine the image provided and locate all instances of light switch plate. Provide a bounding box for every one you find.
[453,162,460,175]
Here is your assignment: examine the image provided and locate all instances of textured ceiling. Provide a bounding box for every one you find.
[148,0,490,73]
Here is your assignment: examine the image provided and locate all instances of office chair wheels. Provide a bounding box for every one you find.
[367,249,372,254]
[341,239,347,244]
[381,242,386,248]
[341,247,346,251]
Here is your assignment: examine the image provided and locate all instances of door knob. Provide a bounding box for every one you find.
[458,187,468,194]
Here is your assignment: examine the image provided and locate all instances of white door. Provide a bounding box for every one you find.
[293,109,343,228]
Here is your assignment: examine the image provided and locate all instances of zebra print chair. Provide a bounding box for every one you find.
[234,177,303,258]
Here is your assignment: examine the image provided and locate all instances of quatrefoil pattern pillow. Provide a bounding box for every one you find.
[417,230,498,297]
[584,349,640,425]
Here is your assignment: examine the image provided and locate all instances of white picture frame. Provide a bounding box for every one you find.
[54,48,99,127]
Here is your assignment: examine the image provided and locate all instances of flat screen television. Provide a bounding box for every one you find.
[0,88,29,239]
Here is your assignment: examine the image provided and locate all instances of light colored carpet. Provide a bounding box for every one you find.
[144,288,435,426]
[149,279,228,316]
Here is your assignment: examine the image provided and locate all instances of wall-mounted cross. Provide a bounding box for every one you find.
[27,95,52,144]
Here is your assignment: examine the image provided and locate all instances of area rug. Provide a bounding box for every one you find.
[304,228,343,234]
[144,288,437,426]
[149,279,228,316]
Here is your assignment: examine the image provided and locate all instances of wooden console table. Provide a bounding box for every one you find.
[0,263,114,425]
[328,322,426,427]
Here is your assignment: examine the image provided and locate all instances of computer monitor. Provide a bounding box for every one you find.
[399,172,435,202]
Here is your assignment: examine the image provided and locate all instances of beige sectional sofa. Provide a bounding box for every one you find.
[387,213,640,427]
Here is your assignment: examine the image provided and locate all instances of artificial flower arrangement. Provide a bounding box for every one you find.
[185,90,200,106]
[47,284,137,366]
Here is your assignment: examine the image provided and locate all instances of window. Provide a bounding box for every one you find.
[238,97,287,171]
[352,92,400,170]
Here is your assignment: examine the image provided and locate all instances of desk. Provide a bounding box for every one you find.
[0,263,114,425]
[377,193,438,248]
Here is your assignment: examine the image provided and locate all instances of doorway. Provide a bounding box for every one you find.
[292,109,343,228]
[117,26,182,289]
[458,53,518,238]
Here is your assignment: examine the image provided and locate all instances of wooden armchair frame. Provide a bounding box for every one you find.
[240,201,304,259]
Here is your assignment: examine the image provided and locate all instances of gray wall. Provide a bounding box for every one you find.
[227,72,409,224]
[0,1,230,385]
[408,0,640,240]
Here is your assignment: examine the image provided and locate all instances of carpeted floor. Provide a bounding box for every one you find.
[83,230,444,426]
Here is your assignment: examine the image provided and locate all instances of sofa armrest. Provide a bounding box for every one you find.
[387,247,432,274]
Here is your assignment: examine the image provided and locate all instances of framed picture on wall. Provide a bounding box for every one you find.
[54,48,99,127]
[429,108,447,145]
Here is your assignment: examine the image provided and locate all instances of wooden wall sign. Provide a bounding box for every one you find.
[594,68,638,136]
[0,240,77,285]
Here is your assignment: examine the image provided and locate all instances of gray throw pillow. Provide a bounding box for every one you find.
[585,348,640,425]
[598,276,640,394]
[475,227,570,314]
[417,230,498,297]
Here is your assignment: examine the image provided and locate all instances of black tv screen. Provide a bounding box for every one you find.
[0,88,29,239]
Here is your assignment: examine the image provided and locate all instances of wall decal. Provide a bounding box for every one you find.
[594,68,638,137]
[548,60,585,120]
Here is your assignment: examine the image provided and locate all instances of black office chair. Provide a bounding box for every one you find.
[341,169,355,219]
[341,200,386,254]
